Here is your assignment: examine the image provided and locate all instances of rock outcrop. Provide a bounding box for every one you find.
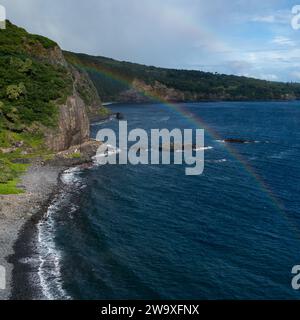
[119,79,185,102]
[70,65,103,117]
[45,89,90,151]
[25,43,67,67]
[42,47,103,151]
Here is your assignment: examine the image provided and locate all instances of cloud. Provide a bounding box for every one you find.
[226,60,253,75]
[250,10,291,24]
[1,0,299,82]
[1,0,229,68]
[258,74,278,81]
[290,71,300,80]
[271,36,296,46]
[252,15,276,23]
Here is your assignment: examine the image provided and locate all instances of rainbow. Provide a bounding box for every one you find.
[72,59,299,238]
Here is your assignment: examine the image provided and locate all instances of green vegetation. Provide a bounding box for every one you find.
[64,51,300,102]
[70,152,82,159]
[0,178,25,195]
[0,21,72,193]
[0,129,49,191]
[42,153,55,161]
[0,55,72,129]
[0,20,57,55]
[0,159,28,194]
[0,130,43,148]
[98,107,111,118]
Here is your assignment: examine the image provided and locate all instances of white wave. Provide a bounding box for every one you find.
[173,146,212,153]
[37,195,72,300]
[256,140,271,144]
[216,139,270,144]
[249,156,257,160]
[158,116,170,122]
[36,167,85,300]
[93,144,121,165]
[90,117,113,126]
[61,167,83,185]
[269,150,292,159]
[214,158,227,163]
[206,158,227,163]
[194,146,213,151]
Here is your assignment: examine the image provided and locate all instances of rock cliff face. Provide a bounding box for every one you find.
[119,79,185,103]
[71,65,103,117]
[42,46,103,152]
[45,89,90,151]
[25,43,67,67]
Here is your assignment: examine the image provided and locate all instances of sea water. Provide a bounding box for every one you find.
[18,101,300,299]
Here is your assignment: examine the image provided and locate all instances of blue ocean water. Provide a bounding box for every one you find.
[39,102,300,299]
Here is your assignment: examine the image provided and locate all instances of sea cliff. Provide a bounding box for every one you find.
[0,22,104,299]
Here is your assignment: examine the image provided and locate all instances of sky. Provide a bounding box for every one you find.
[1,0,300,82]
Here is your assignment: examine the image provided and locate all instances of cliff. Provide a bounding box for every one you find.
[44,87,90,151]
[43,49,103,151]
[0,21,107,191]
[0,21,105,153]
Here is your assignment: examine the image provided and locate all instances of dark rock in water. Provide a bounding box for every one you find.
[159,143,197,152]
[115,112,124,120]
[224,138,254,144]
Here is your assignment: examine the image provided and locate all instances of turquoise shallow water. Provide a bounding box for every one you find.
[24,102,300,299]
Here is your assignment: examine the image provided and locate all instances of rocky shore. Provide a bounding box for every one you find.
[0,140,101,300]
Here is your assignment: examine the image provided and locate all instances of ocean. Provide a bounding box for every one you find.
[13,101,300,299]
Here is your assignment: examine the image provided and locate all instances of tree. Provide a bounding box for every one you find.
[6,83,26,100]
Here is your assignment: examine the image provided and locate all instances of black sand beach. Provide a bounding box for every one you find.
[0,141,100,300]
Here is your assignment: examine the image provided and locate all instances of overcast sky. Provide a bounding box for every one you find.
[2,0,300,81]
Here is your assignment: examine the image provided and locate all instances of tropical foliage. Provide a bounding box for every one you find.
[0,21,72,189]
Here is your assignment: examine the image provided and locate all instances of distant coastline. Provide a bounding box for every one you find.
[65,51,300,103]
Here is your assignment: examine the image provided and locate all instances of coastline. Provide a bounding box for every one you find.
[0,140,101,300]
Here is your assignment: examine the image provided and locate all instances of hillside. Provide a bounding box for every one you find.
[0,21,105,193]
[1,21,300,194]
[64,51,300,102]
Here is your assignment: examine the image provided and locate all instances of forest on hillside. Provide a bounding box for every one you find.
[64,51,300,102]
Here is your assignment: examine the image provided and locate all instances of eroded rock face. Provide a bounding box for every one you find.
[119,79,185,102]
[45,90,90,152]
[71,65,103,117]
[43,47,102,152]
[25,43,68,67]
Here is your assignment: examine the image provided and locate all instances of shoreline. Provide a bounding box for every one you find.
[0,140,101,300]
